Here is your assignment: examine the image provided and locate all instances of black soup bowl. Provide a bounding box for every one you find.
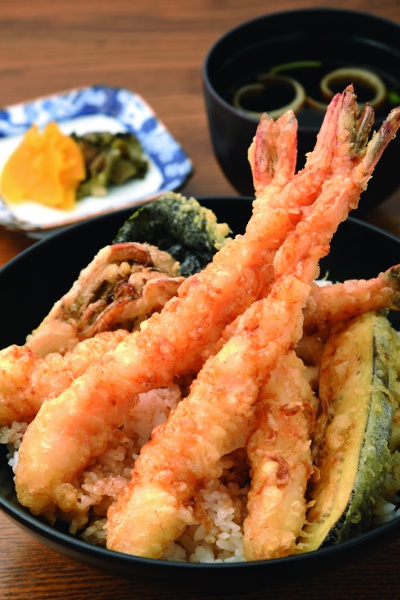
[0,197,400,590]
[202,8,400,217]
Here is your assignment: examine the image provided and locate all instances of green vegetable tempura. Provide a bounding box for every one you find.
[113,192,231,276]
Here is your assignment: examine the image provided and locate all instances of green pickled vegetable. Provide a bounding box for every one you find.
[70,131,149,199]
[113,192,232,276]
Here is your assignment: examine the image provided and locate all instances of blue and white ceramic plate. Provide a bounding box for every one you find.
[0,85,193,233]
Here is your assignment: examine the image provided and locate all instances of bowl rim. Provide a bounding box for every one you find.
[202,6,400,132]
[1,485,400,574]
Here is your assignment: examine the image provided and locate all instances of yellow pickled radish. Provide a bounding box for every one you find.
[0,122,86,210]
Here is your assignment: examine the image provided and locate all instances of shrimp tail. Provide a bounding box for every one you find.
[361,106,400,175]
[303,265,400,335]
[248,110,298,197]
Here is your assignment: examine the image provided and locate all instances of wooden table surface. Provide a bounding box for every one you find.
[1,1,400,598]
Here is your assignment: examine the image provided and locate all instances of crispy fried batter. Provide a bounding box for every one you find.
[243,353,316,561]
[304,267,400,335]
[0,330,129,426]
[26,242,182,356]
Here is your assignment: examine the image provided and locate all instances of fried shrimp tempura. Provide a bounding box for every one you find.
[106,88,400,558]
[0,330,129,426]
[243,352,316,561]
[304,266,400,335]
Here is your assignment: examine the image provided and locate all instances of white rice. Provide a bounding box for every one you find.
[68,384,184,535]
[0,421,28,470]
[1,383,251,562]
[164,475,248,563]
[74,384,251,562]
[373,452,400,525]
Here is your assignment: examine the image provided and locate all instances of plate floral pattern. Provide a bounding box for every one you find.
[0,85,193,232]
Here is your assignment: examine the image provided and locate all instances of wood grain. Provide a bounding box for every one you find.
[0,1,399,598]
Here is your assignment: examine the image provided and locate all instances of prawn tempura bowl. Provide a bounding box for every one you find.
[0,198,400,590]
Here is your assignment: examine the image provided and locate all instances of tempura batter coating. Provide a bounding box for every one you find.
[304,266,400,335]
[26,242,182,356]
[243,352,315,561]
[0,330,129,426]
